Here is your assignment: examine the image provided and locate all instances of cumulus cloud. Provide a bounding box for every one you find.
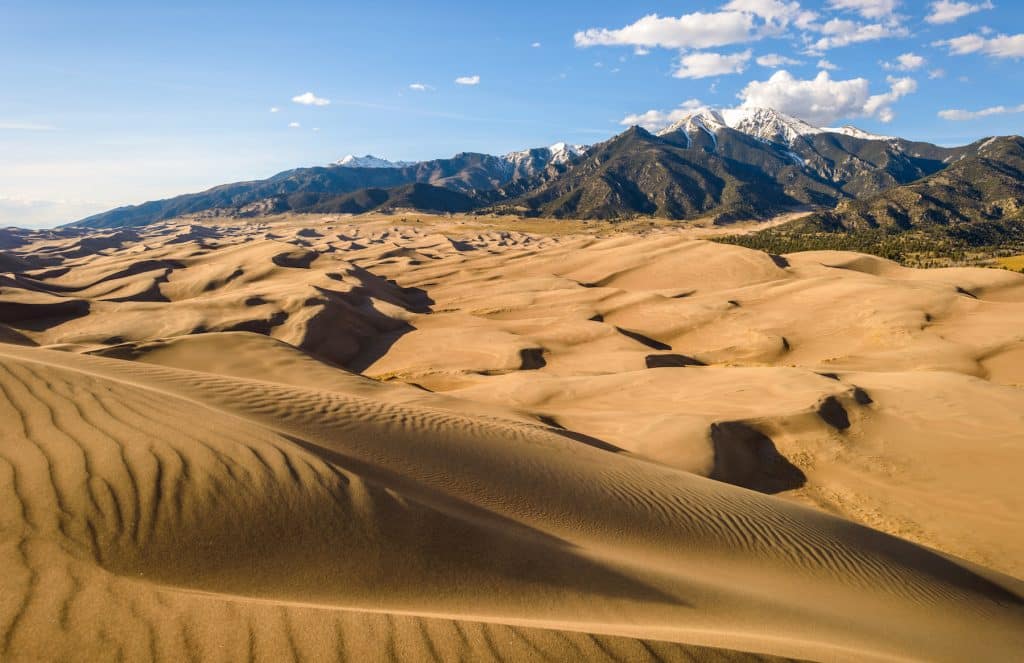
[408,83,431,91]
[531,42,542,48]
[455,75,481,85]
[929,68,946,78]
[619,99,706,132]
[817,59,839,69]
[827,0,899,19]
[288,122,301,128]
[674,50,752,78]
[883,52,926,70]
[574,12,755,50]
[736,70,915,124]
[756,53,804,67]
[269,107,280,113]
[809,18,908,51]
[934,32,1024,58]
[723,0,818,28]
[926,0,994,24]
[291,92,330,106]
[939,103,1024,120]
[862,75,917,122]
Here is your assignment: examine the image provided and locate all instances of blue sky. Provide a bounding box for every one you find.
[2,0,1022,226]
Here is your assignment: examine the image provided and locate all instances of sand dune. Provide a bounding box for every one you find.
[0,214,1022,661]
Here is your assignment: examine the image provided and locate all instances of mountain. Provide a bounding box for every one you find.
[808,135,1024,232]
[496,108,973,222]
[681,107,971,198]
[503,142,588,179]
[70,144,586,228]
[715,136,1024,265]
[68,108,998,229]
[275,182,479,215]
[334,154,415,168]
[493,125,824,221]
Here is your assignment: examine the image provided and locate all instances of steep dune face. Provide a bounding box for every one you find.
[0,215,1023,661]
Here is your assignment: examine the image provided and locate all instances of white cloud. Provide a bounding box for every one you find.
[827,0,899,19]
[291,91,330,106]
[408,83,431,91]
[809,18,908,51]
[634,46,651,55]
[288,122,301,128]
[674,50,752,78]
[269,107,280,113]
[455,75,481,85]
[722,0,818,28]
[929,68,946,78]
[883,52,926,70]
[862,75,917,122]
[620,99,705,131]
[532,42,542,48]
[935,32,1024,58]
[926,0,994,25]
[736,69,915,124]
[939,103,1024,120]
[817,58,839,69]
[756,53,804,67]
[574,12,755,50]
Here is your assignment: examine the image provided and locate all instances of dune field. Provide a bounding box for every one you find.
[0,213,1022,662]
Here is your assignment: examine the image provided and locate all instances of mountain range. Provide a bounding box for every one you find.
[715,134,1024,265]
[69,108,1020,252]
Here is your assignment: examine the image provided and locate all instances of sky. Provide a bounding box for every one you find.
[2,0,1023,227]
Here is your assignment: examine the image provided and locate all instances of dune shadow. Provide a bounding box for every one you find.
[616,327,672,351]
[645,354,705,368]
[0,299,92,331]
[537,415,623,453]
[709,421,806,494]
[342,280,435,374]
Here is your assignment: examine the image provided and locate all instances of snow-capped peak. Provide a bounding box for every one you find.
[504,142,588,165]
[334,154,414,169]
[658,108,729,139]
[654,106,896,147]
[546,142,588,163]
[721,107,823,145]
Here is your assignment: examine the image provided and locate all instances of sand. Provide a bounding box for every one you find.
[0,213,1022,662]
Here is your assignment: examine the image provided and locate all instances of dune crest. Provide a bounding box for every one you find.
[0,214,1022,661]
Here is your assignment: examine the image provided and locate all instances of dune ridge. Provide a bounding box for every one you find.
[0,214,1022,661]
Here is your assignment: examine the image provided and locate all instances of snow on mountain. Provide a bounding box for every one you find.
[658,108,729,146]
[722,107,824,145]
[821,125,894,141]
[656,106,894,146]
[504,142,588,166]
[334,154,415,168]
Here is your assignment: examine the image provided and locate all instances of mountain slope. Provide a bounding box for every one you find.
[496,126,814,221]
[715,136,1024,264]
[306,182,479,214]
[71,148,582,229]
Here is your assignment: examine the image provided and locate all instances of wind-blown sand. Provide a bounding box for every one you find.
[0,214,1022,662]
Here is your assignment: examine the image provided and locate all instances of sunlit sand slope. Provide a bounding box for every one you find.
[0,344,1021,662]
